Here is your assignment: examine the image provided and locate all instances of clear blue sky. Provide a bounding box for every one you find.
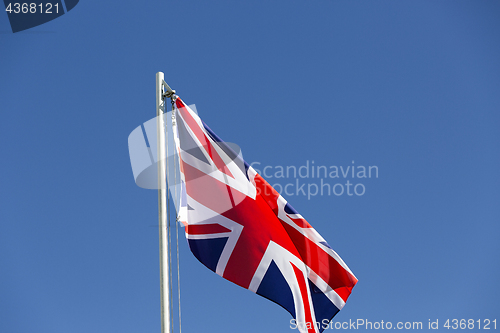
[1,1,499,332]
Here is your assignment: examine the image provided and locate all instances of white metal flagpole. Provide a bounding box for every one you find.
[156,71,171,333]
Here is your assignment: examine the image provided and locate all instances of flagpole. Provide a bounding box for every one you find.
[156,71,171,333]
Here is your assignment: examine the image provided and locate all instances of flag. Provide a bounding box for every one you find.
[172,96,357,333]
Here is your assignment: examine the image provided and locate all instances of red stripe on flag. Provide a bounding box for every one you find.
[289,216,313,229]
[186,224,231,235]
[291,263,316,333]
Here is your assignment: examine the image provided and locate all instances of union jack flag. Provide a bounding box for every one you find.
[171,96,357,333]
